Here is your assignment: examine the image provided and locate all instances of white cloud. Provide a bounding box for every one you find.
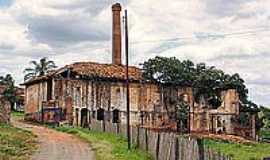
[0,0,269,106]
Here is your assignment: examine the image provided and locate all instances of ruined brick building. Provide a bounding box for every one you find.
[0,85,11,123]
[23,3,255,138]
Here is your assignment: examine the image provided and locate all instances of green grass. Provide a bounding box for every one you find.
[0,123,37,160]
[55,126,153,160]
[259,129,270,141]
[11,111,24,119]
[204,138,270,160]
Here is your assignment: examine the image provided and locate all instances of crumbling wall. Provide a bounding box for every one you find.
[25,82,47,115]
[92,81,141,125]
[139,84,161,127]
[191,89,240,134]
[55,80,129,126]
[0,98,10,123]
[138,86,193,130]
[110,84,123,110]
[61,80,163,127]
[54,79,85,125]
[219,89,239,114]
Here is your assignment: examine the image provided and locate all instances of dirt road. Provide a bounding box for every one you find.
[12,119,95,160]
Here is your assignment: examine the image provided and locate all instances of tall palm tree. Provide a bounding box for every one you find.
[24,57,57,81]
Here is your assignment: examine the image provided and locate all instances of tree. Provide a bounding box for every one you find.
[0,74,14,86]
[193,64,224,108]
[222,73,248,103]
[141,56,195,85]
[175,96,190,132]
[0,74,18,111]
[258,106,270,129]
[141,56,254,109]
[24,57,57,81]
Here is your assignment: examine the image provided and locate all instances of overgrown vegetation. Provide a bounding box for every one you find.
[258,106,270,141]
[141,56,257,110]
[11,111,24,119]
[204,138,270,160]
[175,95,189,132]
[55,126,152,160]
[259,129,270,142]
[0,124,37,160]
[258,106,270,129]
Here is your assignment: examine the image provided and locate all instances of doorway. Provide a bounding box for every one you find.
[81,108,88,128]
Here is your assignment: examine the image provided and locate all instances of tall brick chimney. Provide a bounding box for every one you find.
[112,3,122,65]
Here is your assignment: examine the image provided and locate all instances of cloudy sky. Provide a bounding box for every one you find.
[0,0,269,106]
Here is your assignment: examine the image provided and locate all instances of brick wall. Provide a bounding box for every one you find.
[0,98,10,123]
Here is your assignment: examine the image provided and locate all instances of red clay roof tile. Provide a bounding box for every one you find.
[64,62,143,81]
[22,61,143,85]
